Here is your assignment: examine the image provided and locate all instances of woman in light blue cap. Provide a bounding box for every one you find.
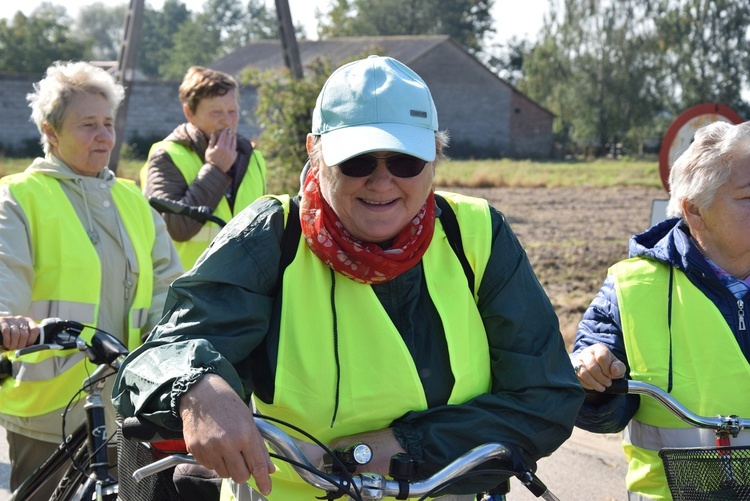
[114,55,583,500]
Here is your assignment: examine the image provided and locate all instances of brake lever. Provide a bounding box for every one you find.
[38,318,85,344]
[15,333,80,357]
[14,319,85,357]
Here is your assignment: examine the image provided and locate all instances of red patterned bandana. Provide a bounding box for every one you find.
[299,167,436,284]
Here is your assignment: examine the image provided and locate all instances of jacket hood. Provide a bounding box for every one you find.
[629,216,707,275]
[26,155,116,186]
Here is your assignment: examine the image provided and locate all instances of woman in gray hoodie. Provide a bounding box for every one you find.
[0,61,182,500]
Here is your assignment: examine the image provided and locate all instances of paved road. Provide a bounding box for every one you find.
[0,430,9,499]
[510,427,627,500]
[0,426,627,500]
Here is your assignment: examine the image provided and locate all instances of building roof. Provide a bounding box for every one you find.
[210,35,554,119]
[210,35,452,76]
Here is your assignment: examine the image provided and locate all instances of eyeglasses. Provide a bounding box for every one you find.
[337,154,427,178]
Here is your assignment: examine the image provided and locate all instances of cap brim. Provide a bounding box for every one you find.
[320,123,436,166]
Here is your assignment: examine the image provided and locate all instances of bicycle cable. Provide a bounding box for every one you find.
[252,412,363,500]
[251,413,526,501]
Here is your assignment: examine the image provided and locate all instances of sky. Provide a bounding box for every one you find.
[0,0,550,45]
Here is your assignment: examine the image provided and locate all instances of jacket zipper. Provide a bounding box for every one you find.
[738,299,746,331]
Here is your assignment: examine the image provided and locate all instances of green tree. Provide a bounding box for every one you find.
[654,0,750,117]
[519,0,750,156]
[484,36,531,86]
[243,0,280,41]
[0,6,89,73]
[138,0,191,79]
[75,2,126,61]
[158,14,222,81]
[142,0,282,80]
[199,0,246,52]
[317,0,494,53]
[520,0,670,156]
[244,59,333,194]
[195,0,281,51]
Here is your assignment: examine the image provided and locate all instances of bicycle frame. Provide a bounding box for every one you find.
[8,322,127,501]
[59,363,119,499]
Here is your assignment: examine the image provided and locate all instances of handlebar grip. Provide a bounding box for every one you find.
[148,197,214,223]
[8,318,84,356]
[149,196,228,227]
[600,378,629,394]
[0,355,11,378]
[121,416,184,441]
[148,196,193,216]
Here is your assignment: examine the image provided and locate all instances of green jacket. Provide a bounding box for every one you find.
[114,194,584,491]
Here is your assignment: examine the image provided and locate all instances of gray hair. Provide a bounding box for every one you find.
[27,61,125,154]
[667,121,750,218]
[308,130,451,166]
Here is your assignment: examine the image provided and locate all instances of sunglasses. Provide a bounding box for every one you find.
[337,154,428,178]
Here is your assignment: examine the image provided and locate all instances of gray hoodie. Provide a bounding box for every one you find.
[0,154,183,442]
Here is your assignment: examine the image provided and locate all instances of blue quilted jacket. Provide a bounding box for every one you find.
[573,216,750,432]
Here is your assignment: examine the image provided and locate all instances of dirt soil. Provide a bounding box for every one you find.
[445,185,668,349]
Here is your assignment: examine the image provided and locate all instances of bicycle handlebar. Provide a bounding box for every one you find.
[4,319,128,371]
[148,196,227,227]
[8,318,85,356]
[123,417,555,500]
[603,379,750,437]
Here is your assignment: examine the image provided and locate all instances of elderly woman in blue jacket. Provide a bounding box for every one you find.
[571,120,750,500]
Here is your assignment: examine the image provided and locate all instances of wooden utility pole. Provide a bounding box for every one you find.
[274,0,303,79]
[110,0,145,172]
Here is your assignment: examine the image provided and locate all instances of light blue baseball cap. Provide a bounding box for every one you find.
[312,55,438,167]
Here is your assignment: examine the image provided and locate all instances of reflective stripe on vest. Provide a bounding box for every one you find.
[131,307,150,330]
[625,421,750,451]
[248,192,493,499]
[143,140,267,269]
[0,173,155,416]
[612,258,750,500]
[28,300,95,324]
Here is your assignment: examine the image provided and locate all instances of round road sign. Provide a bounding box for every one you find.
[659,103,744,192]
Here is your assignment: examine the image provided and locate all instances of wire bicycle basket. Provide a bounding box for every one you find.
[660,445,750,500]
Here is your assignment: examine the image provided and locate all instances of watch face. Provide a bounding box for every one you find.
[353,443,373,465]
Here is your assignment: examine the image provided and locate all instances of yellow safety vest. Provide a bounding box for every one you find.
[0,172,155,417]
[142,140,267,269]
[229,192,493,500]
[613,258,750,500]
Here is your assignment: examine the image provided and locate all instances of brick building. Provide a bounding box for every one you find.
[211,35,555,159]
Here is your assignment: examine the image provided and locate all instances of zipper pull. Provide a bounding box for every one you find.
[738,300,746,331]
